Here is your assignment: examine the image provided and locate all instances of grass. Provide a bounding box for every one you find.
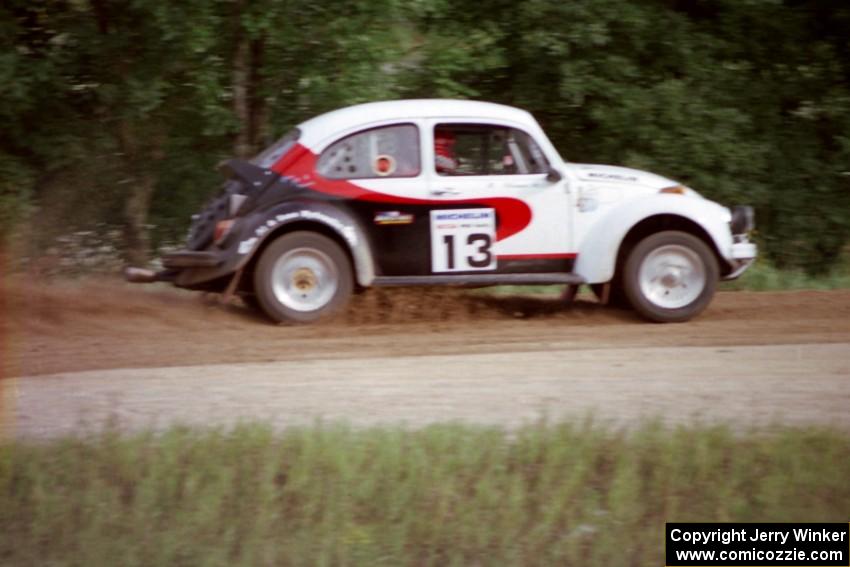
[1,421,848,566]
[720,256,850,291]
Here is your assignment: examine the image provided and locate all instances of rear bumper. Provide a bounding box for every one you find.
[162,250,221,269]
[125,250,223,285]
[124,267,176,283]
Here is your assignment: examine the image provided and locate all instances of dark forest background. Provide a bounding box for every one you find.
[2,0,848,273]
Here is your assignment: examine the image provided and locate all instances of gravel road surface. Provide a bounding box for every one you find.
[3,282,849,438]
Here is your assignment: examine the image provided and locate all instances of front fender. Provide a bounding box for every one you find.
[573,195,734,284]
[176,201,376,288]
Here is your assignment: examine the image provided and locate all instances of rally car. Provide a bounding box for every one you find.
[125,99,757,323]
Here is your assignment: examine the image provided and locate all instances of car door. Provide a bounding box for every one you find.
[424,121,574,275]
[313,120,439,277]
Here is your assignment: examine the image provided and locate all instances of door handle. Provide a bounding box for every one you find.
[430,187,461,196]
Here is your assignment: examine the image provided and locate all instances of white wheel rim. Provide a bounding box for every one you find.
[638,244,706,309]
[270,247,338,312]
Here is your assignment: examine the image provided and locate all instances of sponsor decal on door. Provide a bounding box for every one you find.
[430,208,496,272]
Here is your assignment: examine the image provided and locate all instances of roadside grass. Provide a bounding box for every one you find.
[1,421,848,566]
[720,256,850,291]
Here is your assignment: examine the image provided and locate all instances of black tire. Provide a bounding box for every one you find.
[622,231,718,323]
[253,231,353,324]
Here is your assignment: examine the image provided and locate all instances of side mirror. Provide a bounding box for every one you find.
[546,167,563,183]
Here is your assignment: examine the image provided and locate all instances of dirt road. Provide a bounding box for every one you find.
[2,280,849,437]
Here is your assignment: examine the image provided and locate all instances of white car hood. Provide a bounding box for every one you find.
[572,163,679,190]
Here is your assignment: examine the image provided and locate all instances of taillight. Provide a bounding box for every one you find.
[214,219,235,244]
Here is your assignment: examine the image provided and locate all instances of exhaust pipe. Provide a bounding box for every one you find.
[124,267,159,284]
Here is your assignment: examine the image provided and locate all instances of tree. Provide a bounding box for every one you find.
[3,0,848,274]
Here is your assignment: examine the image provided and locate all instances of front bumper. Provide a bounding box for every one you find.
[730,241,757,261]
[723,239,758,280]
[720,205,757,281]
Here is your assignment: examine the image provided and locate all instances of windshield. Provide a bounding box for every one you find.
[252,128,301,168]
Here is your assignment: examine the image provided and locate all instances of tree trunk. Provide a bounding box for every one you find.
[249,38,268,150]
[232,3,267,157]
[233,32,252,158]
[118,120,161,266]
[122,172,156,267]
[88,1,155,266]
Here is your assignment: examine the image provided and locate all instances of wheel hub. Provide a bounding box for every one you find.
[270,247,339,312]
[292,268,317,292]
[638,244,706,309]
[660,268,683,288]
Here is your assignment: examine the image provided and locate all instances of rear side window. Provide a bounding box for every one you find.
[317,124,420,179]
[434,124,549,176]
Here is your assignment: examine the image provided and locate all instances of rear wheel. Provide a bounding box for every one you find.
[622,231,718,323]
[254,231,353,323]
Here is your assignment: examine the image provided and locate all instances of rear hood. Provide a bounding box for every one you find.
[572,163,679,190]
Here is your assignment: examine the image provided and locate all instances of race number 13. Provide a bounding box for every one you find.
[430,208,497,272]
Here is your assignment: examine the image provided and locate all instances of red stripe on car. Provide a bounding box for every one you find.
[273,144,532,241]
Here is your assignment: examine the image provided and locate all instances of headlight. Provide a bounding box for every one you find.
[730,206,755,234]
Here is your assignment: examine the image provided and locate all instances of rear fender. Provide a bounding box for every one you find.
[175,201,375,288]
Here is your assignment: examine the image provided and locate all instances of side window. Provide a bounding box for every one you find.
[434,124,549,176]
[317,124,420,179]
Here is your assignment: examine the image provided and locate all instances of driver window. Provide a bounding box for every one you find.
[317,124,420,179]
[434,124,549,176]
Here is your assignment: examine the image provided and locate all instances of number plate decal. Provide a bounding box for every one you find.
[430,208,497,272]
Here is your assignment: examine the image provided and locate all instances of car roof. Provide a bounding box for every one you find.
[297,99,537,149]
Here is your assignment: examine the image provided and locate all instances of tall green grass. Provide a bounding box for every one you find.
[1,422,848,566]
[720,256,850,291]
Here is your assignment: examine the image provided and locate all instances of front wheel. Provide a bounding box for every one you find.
[254,231,353,323]
[622,231,718,323]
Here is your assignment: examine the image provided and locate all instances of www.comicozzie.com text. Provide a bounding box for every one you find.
[670,527,847,546]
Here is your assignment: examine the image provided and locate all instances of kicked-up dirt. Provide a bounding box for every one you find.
[2,278,849,437]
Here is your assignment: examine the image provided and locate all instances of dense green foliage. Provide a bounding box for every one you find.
[2,0,849,271]
[1,422,848,565]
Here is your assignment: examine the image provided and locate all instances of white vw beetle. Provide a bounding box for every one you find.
[127,99,757,323]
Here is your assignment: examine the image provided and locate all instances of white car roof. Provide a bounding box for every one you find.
[297,99,537,149]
